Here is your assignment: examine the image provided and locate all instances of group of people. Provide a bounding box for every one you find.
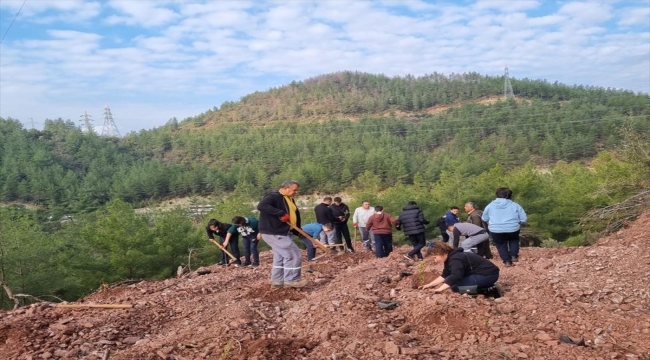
[207,180,527,295]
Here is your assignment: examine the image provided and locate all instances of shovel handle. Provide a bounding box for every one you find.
[286,222,329,252]
[209,239,237,261]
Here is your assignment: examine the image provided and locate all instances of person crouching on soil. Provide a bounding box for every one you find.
[206,219,241,266]
[420,242,500,295]
[257,180,308,289]
[365,205,399,258]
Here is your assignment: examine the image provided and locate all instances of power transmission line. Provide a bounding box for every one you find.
[0,0,27,44]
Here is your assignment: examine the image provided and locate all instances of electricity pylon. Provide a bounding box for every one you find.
[504,65,514,99]
[79,111,94,134]
[101,103,121,137]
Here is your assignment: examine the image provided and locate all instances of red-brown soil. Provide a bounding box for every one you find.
[2,213,650,359]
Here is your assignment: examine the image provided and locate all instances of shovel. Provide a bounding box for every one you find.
[209,239,237,262]
[286,222,330,252]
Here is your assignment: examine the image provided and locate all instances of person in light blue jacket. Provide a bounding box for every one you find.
[301,222,332,261]
[482,187,527,267]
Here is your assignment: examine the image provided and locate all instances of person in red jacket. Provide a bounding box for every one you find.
[364,205,399,258]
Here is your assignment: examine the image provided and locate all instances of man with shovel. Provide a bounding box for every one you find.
[257,180,308,289]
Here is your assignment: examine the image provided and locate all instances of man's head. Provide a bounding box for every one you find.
[279,180,300,197]
[374,205,384,214]
[464,202,476,213]
[450,206,460,215]
[496,187,513,199]
[322,223,332,232]
[361,200,371,209]
[323,196,332,204]
[333,196,342,204]
[232,216,246,226]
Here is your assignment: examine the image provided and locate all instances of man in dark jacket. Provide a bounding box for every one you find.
[314,196,337,247]
[257,180,307,289]
[398,201,429,261]
[206,219,241,266]
[330,197,354,252]
[464,202,493,259]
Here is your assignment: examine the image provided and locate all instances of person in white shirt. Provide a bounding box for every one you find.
[352,200,376,251]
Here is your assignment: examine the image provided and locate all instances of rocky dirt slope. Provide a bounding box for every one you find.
[1,213,649,360]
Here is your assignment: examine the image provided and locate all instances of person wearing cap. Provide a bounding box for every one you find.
[257,180,307,289]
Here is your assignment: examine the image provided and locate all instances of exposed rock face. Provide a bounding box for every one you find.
[2,213,650,359]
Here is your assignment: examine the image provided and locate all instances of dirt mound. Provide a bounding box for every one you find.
[2,214,650,359]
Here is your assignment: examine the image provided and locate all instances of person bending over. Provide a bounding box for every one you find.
[420,242,500,295]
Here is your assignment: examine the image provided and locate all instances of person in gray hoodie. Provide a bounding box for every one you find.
[481,187,527,266]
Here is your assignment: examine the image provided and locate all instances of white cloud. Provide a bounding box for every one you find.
[617,6,650,26]
[0,0,648,133]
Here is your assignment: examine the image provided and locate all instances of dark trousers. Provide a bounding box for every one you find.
[217,237,228,264]
[221,237,241,264]
[440,228,450,243]
[450,273,499,292]
[374,233,393,258]
[477,238,493,259]
[242,235,259,265]
[407,232,426,260]
[334,222,354,250]
[300,237,316,260]
[491,230,520,263]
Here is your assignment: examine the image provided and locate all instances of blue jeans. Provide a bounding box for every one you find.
[300,236,316,260]
[450,273,499,292]
[374,233,393,258]
[491,230,520,263]
[242,235,259,265]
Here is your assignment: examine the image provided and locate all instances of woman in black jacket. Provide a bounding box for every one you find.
[398,201,429,261]
[420,242,500,294]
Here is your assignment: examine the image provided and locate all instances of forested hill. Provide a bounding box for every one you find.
[1,71,649,217]
[181,71,648,127]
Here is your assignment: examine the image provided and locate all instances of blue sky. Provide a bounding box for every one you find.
[0,0,648,134]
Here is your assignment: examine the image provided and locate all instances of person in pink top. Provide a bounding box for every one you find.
[365,206,399,258]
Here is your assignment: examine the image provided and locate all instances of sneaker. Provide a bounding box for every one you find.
[308,259,317,263]
[403,254,415,262]
[504,262,513,267]
[248,263,259,268]
[284,279,309,288]
[233,263,243,268]
[511,256,519,262]
[347,248,355,253]
[271,282,283,289]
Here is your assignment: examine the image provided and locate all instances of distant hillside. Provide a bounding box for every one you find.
[181,71,647,127]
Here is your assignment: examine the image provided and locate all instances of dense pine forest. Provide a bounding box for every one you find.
[1,71,649,307]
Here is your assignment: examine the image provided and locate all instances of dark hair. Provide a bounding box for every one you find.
[407,201,417,205]
[231,216,246,225]
[322,223,332,230]
[208,219,221,227]
[431,241,453,256]
[450,206,459,210]
[496,187,513,199]
[333,196,342,202]
[374,205,383,211]
[323,196,332,201]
